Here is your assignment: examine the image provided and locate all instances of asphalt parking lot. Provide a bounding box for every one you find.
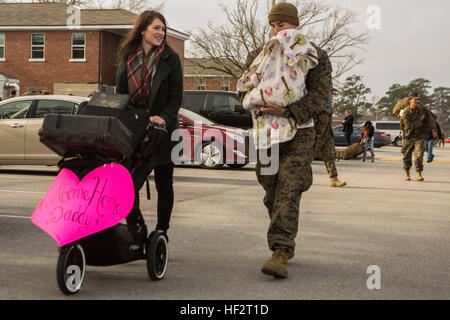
[0,145,449,300]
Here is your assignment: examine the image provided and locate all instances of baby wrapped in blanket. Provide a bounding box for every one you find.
[237,29,319,149]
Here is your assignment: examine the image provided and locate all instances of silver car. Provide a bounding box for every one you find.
[0,95,89,166]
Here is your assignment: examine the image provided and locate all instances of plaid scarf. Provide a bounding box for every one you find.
[127,44,164,106]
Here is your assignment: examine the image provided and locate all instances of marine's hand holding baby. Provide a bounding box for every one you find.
[260,104,285,117]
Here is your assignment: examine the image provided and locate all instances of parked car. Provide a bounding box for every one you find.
[372,121,402,147]
[332,125,390,148]
[177,108,249,169]
[0,96,249,169]
[182,90,253,129]
[0,95,89,166]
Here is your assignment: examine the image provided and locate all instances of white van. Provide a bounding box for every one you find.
[372,121,402,147]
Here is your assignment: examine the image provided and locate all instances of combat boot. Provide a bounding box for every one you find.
[261,248,289,278]
[404,170,411,181]
[416,172,424,181]
[330,177,347,187]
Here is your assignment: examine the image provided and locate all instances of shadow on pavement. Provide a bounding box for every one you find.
[0,169,58,177]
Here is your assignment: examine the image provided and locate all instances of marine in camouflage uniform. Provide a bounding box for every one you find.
[401,96,437,181]
[393,94,420,136]
[243,24,333,277]
[313,105,346,187]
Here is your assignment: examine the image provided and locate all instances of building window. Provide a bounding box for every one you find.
[31,33,45,60]
[197,77,206,90]
[0,34,4,60]
[221,78,230,91]
[71,33,86,60]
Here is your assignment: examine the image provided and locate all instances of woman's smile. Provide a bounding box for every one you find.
[142,18,166,48]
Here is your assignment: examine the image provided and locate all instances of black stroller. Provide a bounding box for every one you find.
[38,93,169,295]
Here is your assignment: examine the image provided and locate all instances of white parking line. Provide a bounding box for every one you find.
[0,215,30,219]
[0,189,45,194]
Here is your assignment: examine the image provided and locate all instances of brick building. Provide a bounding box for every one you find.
[0,3,189,98]
[184,58,241,92]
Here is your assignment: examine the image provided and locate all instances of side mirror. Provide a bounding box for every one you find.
[234,105,245,114]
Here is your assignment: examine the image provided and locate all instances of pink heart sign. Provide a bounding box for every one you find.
[31,164,135,247]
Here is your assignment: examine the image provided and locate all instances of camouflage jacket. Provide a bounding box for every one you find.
[393,97,409,120]
[240,42,332,127]
[402,105,437,139]
[287,43,333,127]
[314,103,333,136]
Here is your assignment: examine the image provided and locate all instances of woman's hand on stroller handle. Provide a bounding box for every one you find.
[149,115,166,128]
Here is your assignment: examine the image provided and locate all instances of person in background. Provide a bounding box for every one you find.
[361,121,375,162]
[401,94,437,181]
[437,129,445,147]
[342,110,354,146]
[426,121,442,163]
[314,104,347,187]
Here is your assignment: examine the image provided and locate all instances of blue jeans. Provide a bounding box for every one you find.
[427,139,435,161]
[363,138,375,161]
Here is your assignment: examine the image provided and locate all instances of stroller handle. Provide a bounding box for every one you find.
[147,121,168,133]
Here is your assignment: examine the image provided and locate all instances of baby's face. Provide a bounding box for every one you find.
[270,21,299,36]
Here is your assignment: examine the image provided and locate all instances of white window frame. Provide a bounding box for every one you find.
[70,33,86,62]
[29,33,45,62]
[221,77,230,91]
[0,33,5,61]
[197,77,206,91]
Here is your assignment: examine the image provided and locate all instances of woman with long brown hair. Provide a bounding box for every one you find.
[361,120,375,162]
[115,10,183,237]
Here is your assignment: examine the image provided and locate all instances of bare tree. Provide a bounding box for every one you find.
[188,0,270,76]
[189,0,369,80]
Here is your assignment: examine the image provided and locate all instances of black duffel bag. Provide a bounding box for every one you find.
[78,93,150,154]
[39,114,135,161]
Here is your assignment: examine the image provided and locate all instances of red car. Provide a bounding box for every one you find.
[175,108,249,169]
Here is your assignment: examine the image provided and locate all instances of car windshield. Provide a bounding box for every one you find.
[179,108,216,126]
[333,125,362,134]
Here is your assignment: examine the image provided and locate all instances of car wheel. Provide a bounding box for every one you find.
[198,142,224,169]
[395,138,402,147]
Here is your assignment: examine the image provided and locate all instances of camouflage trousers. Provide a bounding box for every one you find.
[313,126,338,179]
[401,137,426,172]
[255,127,315,254]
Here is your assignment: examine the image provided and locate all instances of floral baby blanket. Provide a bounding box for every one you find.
[237,29,318,149]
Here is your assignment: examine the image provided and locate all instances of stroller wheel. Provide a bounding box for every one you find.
[56,243,86,295]
[146,231,168,281]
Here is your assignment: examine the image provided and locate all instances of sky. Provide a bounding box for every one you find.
[157,0,450,99]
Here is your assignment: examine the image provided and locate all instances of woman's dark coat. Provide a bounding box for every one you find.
[115,46,183,166]
[342,114,354,134]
